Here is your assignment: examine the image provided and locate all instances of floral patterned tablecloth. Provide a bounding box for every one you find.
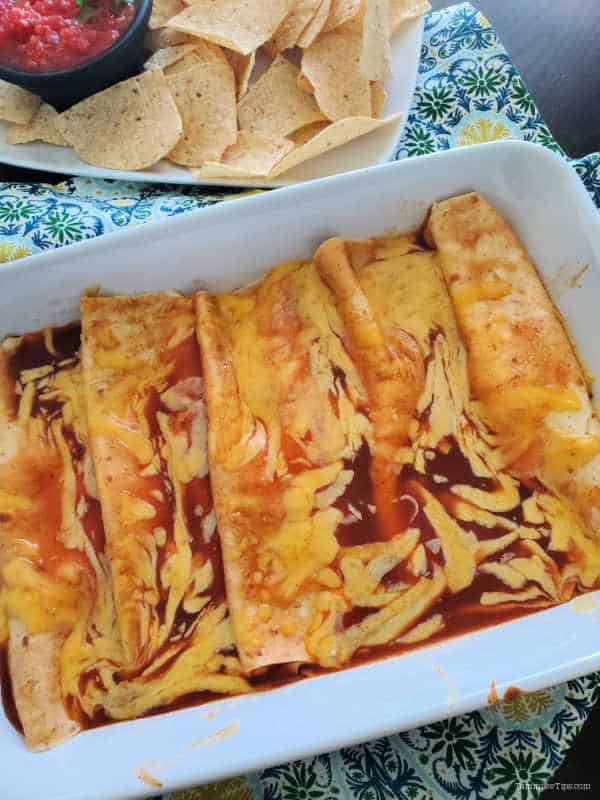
[1,4,599,799]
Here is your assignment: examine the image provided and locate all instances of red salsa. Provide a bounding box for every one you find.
[0,0,135,72]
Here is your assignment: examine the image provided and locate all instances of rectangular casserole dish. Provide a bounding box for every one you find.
[1,140,600,800]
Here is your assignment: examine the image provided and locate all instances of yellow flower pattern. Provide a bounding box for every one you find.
[169,777,254,800]
[455,116,515,147]
[489,689,554,724]
[0,242,31,263]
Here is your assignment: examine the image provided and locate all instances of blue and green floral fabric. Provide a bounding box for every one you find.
[1,4,598,799]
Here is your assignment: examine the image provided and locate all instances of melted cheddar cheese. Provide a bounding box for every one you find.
[198,228,600,675]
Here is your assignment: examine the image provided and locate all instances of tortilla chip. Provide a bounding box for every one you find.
[143,43,199,71]
[269,0,320,51]
[5,103,67,146]
[370,81,387,117]
[191,39,229,63]
[224,49,256,98]
[55,71,182,170]
[360,0,392,80]
[192,131,294,178]
[289,120,330,144]
[297,71,315,94]
[0,80,41,125]
[301,29,371,120]
[150,0,185,30]
[269,112,401,176]
[389,0,431,32]
[238,54,325,137]
[163,53,200,74]
[168,0,292,55]
[145,26,193,50]
[324,0,361,31]
[297,0,332,48]
[162,40,228,75]
[164,50,220,77]
[56,69,182,170]
[167,61,237,166]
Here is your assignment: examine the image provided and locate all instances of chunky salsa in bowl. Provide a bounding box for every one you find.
[0,0,150,108]
[0,0,135,73]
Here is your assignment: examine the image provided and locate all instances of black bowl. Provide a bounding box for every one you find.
[0,0,152,111]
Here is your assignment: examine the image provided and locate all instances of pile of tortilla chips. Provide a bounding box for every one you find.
[0,0,430,180]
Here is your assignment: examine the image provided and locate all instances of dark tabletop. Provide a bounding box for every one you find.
[2,1,600,794]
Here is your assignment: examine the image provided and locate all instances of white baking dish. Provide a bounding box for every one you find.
[1,141,600,800]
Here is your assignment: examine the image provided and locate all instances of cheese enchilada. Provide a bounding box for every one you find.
[2,193,600,749]
[0,326,99,748]
[81,294,225,667]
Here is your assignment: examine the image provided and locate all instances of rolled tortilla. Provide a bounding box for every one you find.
[315,237,425,539]
[0,327,89,750]
[426,192,600,534]
[81,294,226,667]
[195,259,375,670]
[8,621,80,751]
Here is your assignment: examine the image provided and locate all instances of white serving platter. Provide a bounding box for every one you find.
[1,141,600,800]
[0,18,422,189]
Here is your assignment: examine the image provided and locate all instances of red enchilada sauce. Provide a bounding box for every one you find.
[0,0,135,72]
[142,332,228,631]
[0,649,22,734]
[3,324,99,578]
